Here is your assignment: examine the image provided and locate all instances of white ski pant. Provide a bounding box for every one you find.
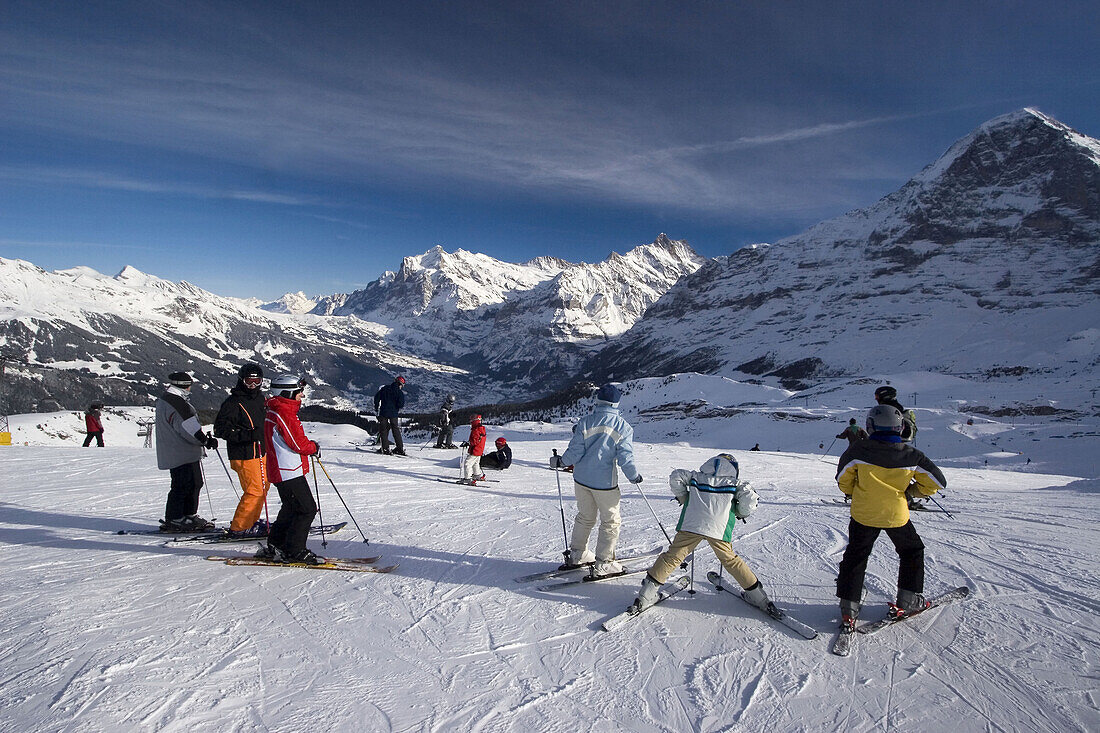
[461,452,482,480]
[569,483,621,561]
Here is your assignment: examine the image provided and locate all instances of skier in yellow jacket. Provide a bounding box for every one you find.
[834,404,946,632]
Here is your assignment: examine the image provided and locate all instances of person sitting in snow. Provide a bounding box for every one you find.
[551,384,642,577]
[630,453,773,614]
[834,404,947,632]
[480,436,512,470]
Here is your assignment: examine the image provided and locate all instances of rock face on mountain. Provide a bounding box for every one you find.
[587,109,1100,389]
[330,235,705,384]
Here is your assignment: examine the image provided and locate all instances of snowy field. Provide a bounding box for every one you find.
[1,409,1098,732]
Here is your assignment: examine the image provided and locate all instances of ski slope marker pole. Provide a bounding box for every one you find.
[315,457,370,544]
[552,449,571,564]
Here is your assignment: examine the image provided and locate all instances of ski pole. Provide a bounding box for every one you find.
[198,458,217,522]
[633,481,674,545]
[552,449,571,565]
[314,457,370,544]
[819,437,838,461]
[214,447,242,500]
[928,494,954,519]
[310,457,328,548]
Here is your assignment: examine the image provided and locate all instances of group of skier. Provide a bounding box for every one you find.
[548,381,945,633]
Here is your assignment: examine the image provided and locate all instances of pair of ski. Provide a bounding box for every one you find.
[602,571,819,636]
[162,522,348,544]
[831,586,971,656]
[206,551,398,574]
[437,477,499,486]
[514,549,663,588]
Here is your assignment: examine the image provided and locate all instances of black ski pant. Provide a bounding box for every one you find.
[836,518,925,603]
[83,431,104,447]
[480,453,505,470]
[268,475,317,555]
[435,424,454,448]
[164,462,203,521]
[378,416,404,452]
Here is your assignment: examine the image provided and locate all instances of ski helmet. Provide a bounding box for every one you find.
[168,371,194,388]
[395,376,406,385]
[700,453,739,481]
[874,385,897,403]
[595,383,622,405]
[445,394,456,404]
[866,404,904,434]
[495,437,507,448]
[271,374,307,399]
[471,414,482,426]
[239,363,264,388]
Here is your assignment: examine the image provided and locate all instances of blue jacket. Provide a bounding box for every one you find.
[560,402,640,490]
[374,382,405,418]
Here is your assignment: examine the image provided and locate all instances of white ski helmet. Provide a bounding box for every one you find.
[271,374,307,398]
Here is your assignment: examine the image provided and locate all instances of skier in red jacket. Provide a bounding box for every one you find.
[260,375,322,565]
[459,415,486,485]
[82,403,104,447]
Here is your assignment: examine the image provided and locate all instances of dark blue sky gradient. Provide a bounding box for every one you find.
[2,1,1098,298]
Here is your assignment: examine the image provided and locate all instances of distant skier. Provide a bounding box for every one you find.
[631,454,773,613]
[874,385,917,442]
[434,394,457,449]
[480,436,512,471]
[834,404,947,632]
[82,403,104,447]
[551,384,642,576]
[749,443,761,451]
[835,418,868,447]
[213,364,270,539]
[459,414,486,484]
[155,372,218,532]
[259,374,323,564]
[374,376,407,455]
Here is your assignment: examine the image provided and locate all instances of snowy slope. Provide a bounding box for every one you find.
[591,109,1100,398]
[1,414,1096,731]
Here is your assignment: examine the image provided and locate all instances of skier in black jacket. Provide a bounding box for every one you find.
[213,364,270,537]
[374,376,407,455]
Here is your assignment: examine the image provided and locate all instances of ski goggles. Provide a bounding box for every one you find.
[243,376,263,388]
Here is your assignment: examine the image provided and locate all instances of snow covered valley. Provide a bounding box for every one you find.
[1,395,1097,732]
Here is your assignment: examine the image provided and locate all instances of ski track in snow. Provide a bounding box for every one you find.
[1,429,1098,733]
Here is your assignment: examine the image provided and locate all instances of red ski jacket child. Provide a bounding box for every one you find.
[264,395,319,483]
[467,417,486,456]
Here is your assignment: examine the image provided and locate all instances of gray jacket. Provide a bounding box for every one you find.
[155,387,206,470]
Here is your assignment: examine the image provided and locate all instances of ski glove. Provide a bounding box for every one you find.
[550,455,564,469]
[311,441,321,458]
[630,475,644,484]
[460,441,469,448]
[204,435,219,450]
[905,483,921,501]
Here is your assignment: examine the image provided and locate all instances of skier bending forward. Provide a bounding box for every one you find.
[632,453,772,612]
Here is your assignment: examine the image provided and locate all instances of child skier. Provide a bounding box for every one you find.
[459,414,486,484]
[260,374,323,564]
[834,404,947,630]
[480,437,512,470]
[631,453,772,613]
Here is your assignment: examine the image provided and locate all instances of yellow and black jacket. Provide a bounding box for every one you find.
[836,436,946,528]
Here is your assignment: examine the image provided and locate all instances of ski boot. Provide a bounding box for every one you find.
[287,548,325,566]
[255,543,284,561]
[888,589,931,620]
[631,574,661,613]
[592,560,623,578]
[558,549,596,571]
[743,580,779,616]
[393,448,407,456]
[840,598,861,632]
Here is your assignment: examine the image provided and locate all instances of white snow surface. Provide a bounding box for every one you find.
[2,373,1098,731]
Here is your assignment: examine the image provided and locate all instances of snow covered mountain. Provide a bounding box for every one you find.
[589,109,1100,396]
[0,259,460,411]
[326,234,705,382]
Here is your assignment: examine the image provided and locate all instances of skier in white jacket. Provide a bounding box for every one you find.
[631,453,773,613]
[553,384,642,577]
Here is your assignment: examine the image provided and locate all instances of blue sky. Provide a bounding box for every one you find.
[2,1,1098,300]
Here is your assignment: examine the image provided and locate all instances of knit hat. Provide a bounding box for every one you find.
[169,371,194,388]
[595,384,622,405]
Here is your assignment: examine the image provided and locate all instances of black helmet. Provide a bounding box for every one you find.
[866,404,904,434]
[239,363,264,380]
[168,371,194,388]
[874,385,897,402]
[445,394,456,404]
